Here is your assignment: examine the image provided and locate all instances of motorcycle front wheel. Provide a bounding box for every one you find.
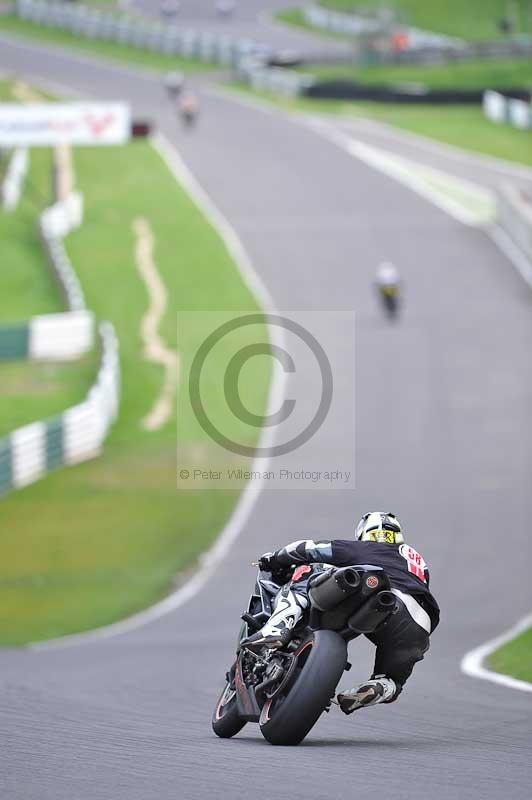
[259,629,347,746]
[212,680,246,739]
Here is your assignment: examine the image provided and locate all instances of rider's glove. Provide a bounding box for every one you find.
[258,552,279,572]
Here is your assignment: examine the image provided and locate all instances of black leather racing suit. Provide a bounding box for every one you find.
[268,539,440,698]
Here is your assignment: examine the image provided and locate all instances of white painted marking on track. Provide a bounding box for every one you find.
[489,225,532,289]
[304,118,495,226]
[339,116,532,183]
[461,612,532,693]
[29,132,286,650]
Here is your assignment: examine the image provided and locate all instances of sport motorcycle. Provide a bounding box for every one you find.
[212,563,397,745]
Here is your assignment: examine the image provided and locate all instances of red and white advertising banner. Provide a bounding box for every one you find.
[0,103,131,146]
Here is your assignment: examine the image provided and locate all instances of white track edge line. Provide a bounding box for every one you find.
[460,612,532,693]
[28,132,285,651]
[341,116,532,182]
[489,225,532,289]
[303,117,490,227]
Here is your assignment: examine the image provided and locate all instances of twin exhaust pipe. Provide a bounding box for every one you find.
[308,567,397,634]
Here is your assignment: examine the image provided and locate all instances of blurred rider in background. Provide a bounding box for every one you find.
[163,71,185,101]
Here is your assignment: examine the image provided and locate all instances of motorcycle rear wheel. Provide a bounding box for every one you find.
[259,629,347,746]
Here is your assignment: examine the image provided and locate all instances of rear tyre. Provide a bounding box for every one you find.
[212,682,246,739]
[259,630,347,746]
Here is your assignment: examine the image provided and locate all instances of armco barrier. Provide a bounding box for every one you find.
[15,0,312,95]
[483,90,532,130]
[497,184,532,264]
[1,147,28,211]
[237,57,315,97]
[0,322,120,496]
[16,0,270,67]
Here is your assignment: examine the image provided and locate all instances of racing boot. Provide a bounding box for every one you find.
[241,588,307,651]
[337,676,397,714]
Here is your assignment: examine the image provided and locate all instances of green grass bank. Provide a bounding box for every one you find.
[318,1,532,40]
[0,89,270,644]
[0,80,99,436]
[488,626,532,683]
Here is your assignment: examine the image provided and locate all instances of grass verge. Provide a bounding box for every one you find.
[488,626,532,683]
[228,84,532,167]
[275,7,347,39]
[0,356,99,439]
[0,14,210,74]
[318,1,532,40]
[0,80,99,436]
[0,127,270,644]
[306,59,532,90]
[0,147,62,322]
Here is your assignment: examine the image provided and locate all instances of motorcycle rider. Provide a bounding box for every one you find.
[163,71,185,100]
[242,512,439,714]
[179,91,200,127]
[375,262,401,317]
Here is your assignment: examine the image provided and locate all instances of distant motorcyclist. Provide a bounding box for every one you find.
[163,71,185,100]
[160,0,180,18]
[375,261,401,319]
[179,91,200,128]
[215,0,236,18]
[242,512,439,713]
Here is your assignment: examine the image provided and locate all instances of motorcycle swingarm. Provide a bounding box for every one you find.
[234,659,261,722]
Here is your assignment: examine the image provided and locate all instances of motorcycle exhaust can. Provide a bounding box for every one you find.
[309,567,361,612]
[347,590,397,634]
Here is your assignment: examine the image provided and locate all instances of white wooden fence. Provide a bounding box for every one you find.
[0,143,121,497]
[0,323,120,495]
[1,147,29,211]
[483,90,532,130]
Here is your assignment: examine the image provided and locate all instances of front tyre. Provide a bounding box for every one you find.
[212,681,246,739]
[259,630,347,746]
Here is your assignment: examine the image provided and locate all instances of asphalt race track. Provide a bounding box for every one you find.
[1,15,532,800]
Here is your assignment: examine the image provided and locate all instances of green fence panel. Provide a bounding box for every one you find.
[0,324,30,360]
[45,416,64,472]
[0,438,13,496]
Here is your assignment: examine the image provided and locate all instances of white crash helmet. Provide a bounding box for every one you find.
[355,512,404,545]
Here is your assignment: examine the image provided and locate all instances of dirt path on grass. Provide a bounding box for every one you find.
[132,216,180,432]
